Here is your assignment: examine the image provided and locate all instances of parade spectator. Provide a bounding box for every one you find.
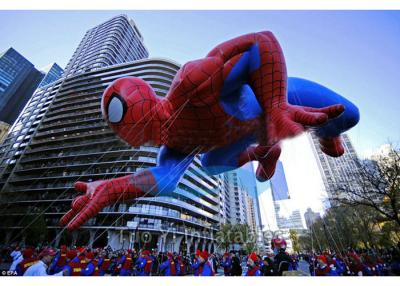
[24,248,67,276]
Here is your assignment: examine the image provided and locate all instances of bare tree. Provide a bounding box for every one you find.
[333,144,400,227]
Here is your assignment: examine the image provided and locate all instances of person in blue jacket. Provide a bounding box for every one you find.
[333,255,346,276]
[81,252,104,276]
[220,252,232,276]
[135,250,153,276]
[159,252,178,276]
[197,251,214,276]
[192,250,201,276]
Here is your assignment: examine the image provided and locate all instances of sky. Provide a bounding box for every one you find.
[1,10,399,220]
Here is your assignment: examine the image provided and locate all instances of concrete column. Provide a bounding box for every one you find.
[172,235,184,253]
[157,233,168,252]
[88,230,96,248]
[186,237,193,256]
[199,239,205,251]
[107,230,122,250]
[194,238,199,252]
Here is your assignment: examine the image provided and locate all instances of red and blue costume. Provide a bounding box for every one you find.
[135,251,153,276]
[197,251,214,276]
[59,31,360,231]
[246,252,262,276]
[220,253,232,276]
[192,250,202,276]
[118,253,133,276]
[177,255,186,276]
[159,253,178,276]
[81,252,103,276]
[64,252,86,276]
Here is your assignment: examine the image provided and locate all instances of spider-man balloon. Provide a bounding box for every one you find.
[271,237,287,254]
[60,31,359,231]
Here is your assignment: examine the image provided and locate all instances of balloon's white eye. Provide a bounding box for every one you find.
[108,96,124,123]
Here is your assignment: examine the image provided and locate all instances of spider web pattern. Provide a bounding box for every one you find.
[61,31,347,231]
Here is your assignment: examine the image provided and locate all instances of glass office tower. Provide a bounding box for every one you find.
[38,63,64,89]
[0,48,44,125]
[64,14,149,77]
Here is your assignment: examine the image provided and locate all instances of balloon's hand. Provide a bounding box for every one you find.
[266,103,344,146]
[318,136,345,157]
[59,180,114,232]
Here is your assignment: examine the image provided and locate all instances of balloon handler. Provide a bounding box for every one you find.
[60,31,360,231]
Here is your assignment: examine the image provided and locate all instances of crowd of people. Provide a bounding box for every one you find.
[1,243,400,276]
[304,247,400,276]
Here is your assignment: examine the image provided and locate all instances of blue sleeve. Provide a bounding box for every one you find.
[63,265,72,276]
[150,145,195,197]
[16,263,23,276]
[119,256,126,266]
[49,254,60,274]
[81,263,94,276]
[135,257,141,266]
[159,261,168,272]
[192,260,199,270]
[98,258,104,267]
[203,264,213,276]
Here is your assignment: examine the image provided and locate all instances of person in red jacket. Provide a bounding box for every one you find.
[16,248,38,276]
[100,251,112,275]
[246,252,262,276]
[119,249,134,276]
[177,255,186,276]
[65,250,87,276]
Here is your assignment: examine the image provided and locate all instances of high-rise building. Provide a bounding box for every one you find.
[64,14,148,77]
[38,63,64,88]
[308,133,362,206]
[218,174,231,224]
[0,48,45,125]
[268,160,305,230]
[0,16,221,253]
[270,161,290,201]
[237,163,263,232]
[229,171,248,225]
[0,121,10,144]
[244,191,257,233]
[304,207,321,229]
[274,204,304,230]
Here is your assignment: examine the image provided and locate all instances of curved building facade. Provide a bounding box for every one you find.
[64,14,149,77]
[0,58,221,253]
